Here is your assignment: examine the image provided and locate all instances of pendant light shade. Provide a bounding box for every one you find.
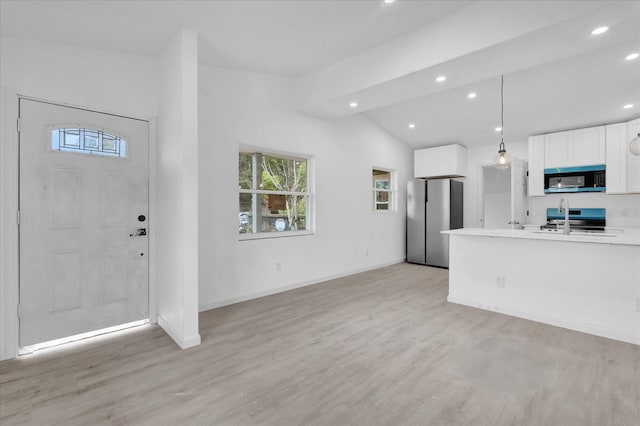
[630,133,640,156]
[494,74,512,169]
[495,141,512,169]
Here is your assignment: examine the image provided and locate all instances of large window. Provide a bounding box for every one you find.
[373,168,396,211]
[239,150,312,237]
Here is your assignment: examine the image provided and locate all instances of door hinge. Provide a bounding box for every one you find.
[526,210,530,216]
[17,304,22,318]
[526,171,529,177]
[17,210,20,225]
[17,118,22,133]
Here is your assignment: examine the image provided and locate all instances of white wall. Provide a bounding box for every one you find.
[0,37,160,360]
[198,65,412,310]
[0,37,159,119]
[156,30,201,349]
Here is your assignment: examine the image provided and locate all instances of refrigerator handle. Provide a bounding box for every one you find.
[424,181,428,203]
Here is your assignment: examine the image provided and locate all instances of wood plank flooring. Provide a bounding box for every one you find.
[1,263,639,425]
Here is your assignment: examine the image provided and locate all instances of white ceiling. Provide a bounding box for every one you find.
[0,0,470,76]
[2,0,639,150]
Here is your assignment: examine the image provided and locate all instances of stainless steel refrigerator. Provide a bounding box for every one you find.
[407,179,463,268]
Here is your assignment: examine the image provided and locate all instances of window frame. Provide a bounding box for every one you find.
[238,147,314,240]
[372,167,397,213]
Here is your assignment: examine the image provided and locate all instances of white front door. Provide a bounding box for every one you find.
[19,99,149,348]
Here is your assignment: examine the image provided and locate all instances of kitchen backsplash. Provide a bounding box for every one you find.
[528,192,640,228]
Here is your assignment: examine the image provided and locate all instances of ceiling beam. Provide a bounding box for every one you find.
[294,1,630,118]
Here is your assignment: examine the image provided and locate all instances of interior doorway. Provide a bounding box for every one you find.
[480,158,527,229]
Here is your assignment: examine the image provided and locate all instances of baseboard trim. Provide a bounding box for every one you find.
[447,295,640,346]
[157,315,202,349]
[181,334,202,349]
[199,259,405,313]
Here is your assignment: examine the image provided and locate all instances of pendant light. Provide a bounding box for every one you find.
[630,132,640,156]
[494,74,512,169]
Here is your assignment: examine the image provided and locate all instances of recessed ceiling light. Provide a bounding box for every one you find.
[436,76,446,83]
[626,52,639,61]
[383,0,395,3]
[468,92,477,99]
[494,127,502,132]
[591,26,608,35]
[408,123,416,129]
[349,102,358,108]
[623,104,634,109]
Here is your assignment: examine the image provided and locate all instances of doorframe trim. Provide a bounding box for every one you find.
[148,117,158,324]
[0,92,156,360]
[1,87,20,361]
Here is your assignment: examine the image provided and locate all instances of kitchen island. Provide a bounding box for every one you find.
[442,228,640,345]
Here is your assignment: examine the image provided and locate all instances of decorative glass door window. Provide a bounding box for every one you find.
[51,128,127,158]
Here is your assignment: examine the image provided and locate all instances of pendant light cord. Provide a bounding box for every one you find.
[500,74,505,150]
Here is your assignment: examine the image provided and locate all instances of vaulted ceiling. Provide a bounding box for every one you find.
[2,0,639,149]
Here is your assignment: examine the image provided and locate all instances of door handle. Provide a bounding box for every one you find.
[129,228,147,237]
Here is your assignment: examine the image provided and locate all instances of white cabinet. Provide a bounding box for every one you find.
[605,123,627,194]
[627,119,640,193]
[414,144,467,178]
[573,127,606,166]
[544,131,571,168]
[544,126,605,168]
[528,135,545,196]
[605,120,640,194]
[530,121,638,196]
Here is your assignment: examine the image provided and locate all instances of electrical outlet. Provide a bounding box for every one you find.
[276,262,281,272]
[365,249,369,257]
[496,276,506,288]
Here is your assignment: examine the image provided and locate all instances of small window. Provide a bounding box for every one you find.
[373,168,396,211]
[239,150,312,237]
[51,128,126,158]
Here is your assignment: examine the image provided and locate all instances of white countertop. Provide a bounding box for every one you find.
[442,227,640,246]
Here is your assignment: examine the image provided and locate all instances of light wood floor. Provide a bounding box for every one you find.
[1,263,639,425]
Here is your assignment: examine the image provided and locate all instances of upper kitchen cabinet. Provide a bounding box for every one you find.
[544,126,605,168]
[605,123,627,194]
[528,135,545,196]
[626,119,640,193]
[414,144,467,179]
[605,120,640,194]
[544,131,571,168]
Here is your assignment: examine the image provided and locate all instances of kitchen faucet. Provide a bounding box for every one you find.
[558,198,570,235]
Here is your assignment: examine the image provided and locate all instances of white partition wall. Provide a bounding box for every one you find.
[157,29,201,349]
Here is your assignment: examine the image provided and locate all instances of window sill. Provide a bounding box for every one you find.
[239,230,315,241]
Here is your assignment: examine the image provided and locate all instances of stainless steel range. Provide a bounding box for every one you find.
[539,208,606,233]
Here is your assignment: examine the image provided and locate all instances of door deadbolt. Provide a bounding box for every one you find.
[129,228,147,237]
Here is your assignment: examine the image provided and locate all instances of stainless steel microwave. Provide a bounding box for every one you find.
[543,165,606,193]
